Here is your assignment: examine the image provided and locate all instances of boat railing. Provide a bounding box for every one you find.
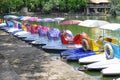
[104,37,119,45]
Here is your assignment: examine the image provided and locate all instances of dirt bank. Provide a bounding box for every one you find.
[0,30,96,80]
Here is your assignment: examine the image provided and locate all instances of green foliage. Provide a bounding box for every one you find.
[0,0,88,14]
[27,0,40,9]
[59,0,87,12]
[110,0,120,10]
[43,2,53,13]
[68,0,87,12]
[110,0,120,15]
[116,4,120,11]
[0,0,24,13]
[42,0,60,13]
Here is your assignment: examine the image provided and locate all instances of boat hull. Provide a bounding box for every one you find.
[102,63,120,75]
[42,42,82,53]
[79,53,105,64]
[86,58,120,70]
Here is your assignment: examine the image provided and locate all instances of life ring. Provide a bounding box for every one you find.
[104,43,114,59]
[82,39,90,51]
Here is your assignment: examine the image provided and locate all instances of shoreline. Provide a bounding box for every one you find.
[0,30,96,80]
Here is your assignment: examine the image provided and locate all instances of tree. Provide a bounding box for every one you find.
[26,0,40,11]
[67,0,87,12]
[42,0,87,13]
[0,0,88,14]
[0,0,40,13]
[0,0,23,13]
[110,0,120,16]
[42,0,60,13]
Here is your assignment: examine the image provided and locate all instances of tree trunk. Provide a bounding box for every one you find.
[20,7,28,15]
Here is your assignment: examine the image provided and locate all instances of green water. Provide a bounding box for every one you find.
[67,61,120,80]
[41,15,120,80]
[49,53,120,80]
[39,15,120,39]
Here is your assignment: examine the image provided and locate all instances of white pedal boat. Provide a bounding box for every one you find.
[42,41,82,52]
[16,33,32,38]
[13,31,31,36]
[0,23,6,27]
[79,53,106,64]
[101,63,120,75]
[31,40,48,46]
[23,34,39,41]
[0,26,8,30]
[31,36,49,46]
[86,58,120,70]
[6,28,20,33]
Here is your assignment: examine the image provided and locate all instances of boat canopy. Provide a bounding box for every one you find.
[99,23,120,31]
[78,20,109,28]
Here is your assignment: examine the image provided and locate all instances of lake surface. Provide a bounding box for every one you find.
[40,15,120,34]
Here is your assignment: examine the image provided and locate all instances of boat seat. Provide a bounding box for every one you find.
[61,31,89,44]
[87,39,101,53]
[31,24,38,34]
[22,25,27,31]
[47,28,60,40]
[73,34,82,44]
[61,32,73,44]
[95,36,103,48]
[6,21,14,28]
[38,27,50,37]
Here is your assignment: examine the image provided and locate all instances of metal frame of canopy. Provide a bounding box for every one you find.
[78,20,109,52]
[99,23,120,59]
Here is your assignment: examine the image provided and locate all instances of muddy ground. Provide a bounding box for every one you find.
[0,30,96,80]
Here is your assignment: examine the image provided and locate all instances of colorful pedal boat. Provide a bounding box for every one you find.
[30,27,50,45]
[42,29,83,53]
[60,48,96,60]
[61,31,89,44]
[84,23,120,70]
